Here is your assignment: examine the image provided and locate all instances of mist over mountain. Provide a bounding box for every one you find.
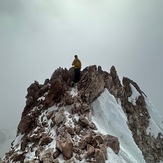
[1,65,163,163]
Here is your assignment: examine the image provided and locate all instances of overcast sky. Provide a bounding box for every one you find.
[0,0,163,138]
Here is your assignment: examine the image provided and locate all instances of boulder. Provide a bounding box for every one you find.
[85,144,95,158]
[62,133,73,160]
[78,133,92,150]
[78,115,89,127]
[18,115,35,134]
[39,136,53,146]
[104,134,120,154]
[54,112,66,126]
[100,144,108,160]
[95,148,105,163]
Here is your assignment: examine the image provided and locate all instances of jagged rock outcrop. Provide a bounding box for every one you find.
[78,65,105,103]
[97,66,163,163]
[120,77,163,163]
[2,65,163,163]
[2,66,121,163]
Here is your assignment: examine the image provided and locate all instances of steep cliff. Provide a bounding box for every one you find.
[1,65,163,163]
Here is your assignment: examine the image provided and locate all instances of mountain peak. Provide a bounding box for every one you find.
[2,65,163,163]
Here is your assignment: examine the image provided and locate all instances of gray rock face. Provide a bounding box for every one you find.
[78,65,105,103]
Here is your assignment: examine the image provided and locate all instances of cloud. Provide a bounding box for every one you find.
[0,131,6,144]
[0,0,163,139]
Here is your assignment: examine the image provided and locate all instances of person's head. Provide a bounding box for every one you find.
[74,55,78,59]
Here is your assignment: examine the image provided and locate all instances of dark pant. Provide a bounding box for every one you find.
[74,68,81,83]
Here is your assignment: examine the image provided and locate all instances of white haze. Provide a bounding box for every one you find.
[0,0,163,157]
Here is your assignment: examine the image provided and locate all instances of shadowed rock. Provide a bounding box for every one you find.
[95,148,105,163]
[104,134,120,154]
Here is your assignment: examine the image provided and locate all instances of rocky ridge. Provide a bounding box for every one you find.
[1,65,163,163]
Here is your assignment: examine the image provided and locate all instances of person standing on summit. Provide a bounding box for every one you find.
[72,55,82,83]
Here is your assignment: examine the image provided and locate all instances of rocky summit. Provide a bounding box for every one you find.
[1,65,163,163]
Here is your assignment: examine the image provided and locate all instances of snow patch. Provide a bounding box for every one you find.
[128,84,140,105]
[145,97,163,138]
[70,86,78,97]
[48,105,58,112]
[92,89,146,163]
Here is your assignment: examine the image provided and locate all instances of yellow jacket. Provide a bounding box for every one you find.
[72,58,81,69]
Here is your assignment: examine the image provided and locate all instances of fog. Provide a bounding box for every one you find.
[0,0,163,156]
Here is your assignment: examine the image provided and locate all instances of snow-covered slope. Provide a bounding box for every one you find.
[92,89,146,163]
[145,98,163,138]
[128,83,163,135]
[3,88,146,163]
[126,82,163,138]
[3,88,162,163]
[1,66,163,163]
